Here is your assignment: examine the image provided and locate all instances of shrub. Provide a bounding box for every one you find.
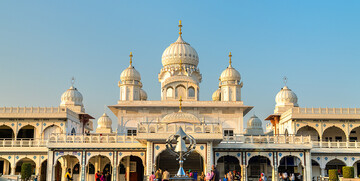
[328,169,338,181]
[21,163,32,181]
[343,166,354,178]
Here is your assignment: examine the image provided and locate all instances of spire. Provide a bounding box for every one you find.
[71,76,75,87]
[179,96,183,111]
[283,76,288,86]
[228,52,232,68]
[178,20,182,36]
[129,52,133,67]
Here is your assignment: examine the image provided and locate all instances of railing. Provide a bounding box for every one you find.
[137,122,222,134]
[48,133,139,144]
[0,139,47,147]
[312,140,360,148]
[0,106,64,113]
[290,107,360,115]
[221,135,312,144]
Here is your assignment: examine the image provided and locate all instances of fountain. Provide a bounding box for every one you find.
[165,127,196,180]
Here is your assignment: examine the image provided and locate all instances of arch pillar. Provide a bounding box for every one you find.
[112,151,118,181]
[47,151,54,181]
[320,166,326,177]
[80,150,86,181]
[11,166,15,175]
[241,154,247,181]
[272,152,278,181]
[304,151,312,181]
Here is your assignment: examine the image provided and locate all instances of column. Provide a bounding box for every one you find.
[146,141,153,176]
[206,141,214,174]
[11,167,15,175]
[272,152,278,181]
[3,161,9,175]
[113,151,118,181]
[305,151,312,181]
[35,166,40,175]
[354,164,358,178]
[80,150,86,181]
[320,167,326,177]
[47,150,55,181]
[241,154,247,181]
[126,156,130,181]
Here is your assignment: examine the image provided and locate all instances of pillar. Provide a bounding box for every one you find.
[206,141,214,174]
[126,156,130,181]
[305,151,312,181]
[35,166,40,175]
[146,141,153,176]
[321,167,326,177]
[11,167,15,175]
[272,152,278,181]
[113,151,118,181]
[3,161,9,175]
[80,150,86,181]
[240,165,247,181]
[47,150,54,181]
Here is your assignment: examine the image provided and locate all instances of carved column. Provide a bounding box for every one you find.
[305,151,312,181]
[272,152,278,181]
[80,150,86,181]
[113,151,118,181]
[206,141,213,174]
[320,167,326,177]
[146,141,153,176]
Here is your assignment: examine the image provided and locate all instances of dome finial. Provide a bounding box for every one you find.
[71,76,75,86]
[178,20,182,36]
[179,96,183,111]
[228,52,232,67]
[179,59,183,71]
[129,52,133,66]
[283,76,288,86]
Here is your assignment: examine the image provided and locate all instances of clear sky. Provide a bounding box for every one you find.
[1,1,360,131]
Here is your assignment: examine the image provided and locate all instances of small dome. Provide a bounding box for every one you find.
[120,65,141,81]
[162,36,199,67]
[247,115,263,129]
[60,86,83,106]
[220,65,241,82]
[212,89,221,101]
[275,86,298,106]
[140,89,147,100]
[97,113,112,129]
[162,110,200,124]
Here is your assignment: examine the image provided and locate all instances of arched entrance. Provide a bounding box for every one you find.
[296,126,320,141]
[40,160,47,181]
[55,155,80,181]
[311,159,321,178]
[0,125,14,139]
[156,150,204,177]
[42,125,61,139]
[322,126,346,142]
[247,156,272,180]
[349,126,360,142]
[87,155,112,181]
[15,158,36,175]
[278,156,303,177]
[118,163,126,181]
[17,125,35,139]
[120,156,144,181]
[217,156,240,179]
[0,157,11,175]
[325,159,345,176]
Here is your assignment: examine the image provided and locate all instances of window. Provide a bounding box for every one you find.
[350,137,357,142]
[166,87,173,98]
[188,87,195,97]
[335,137,342,142]
[224,130,234,137]
[127,129,137,136]
[175,85,186,98]
[130,161,137,172]
[351,131,356,134]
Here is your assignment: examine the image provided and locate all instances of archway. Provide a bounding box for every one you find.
[325,159,345,176]
[55,155,80,181]
[0,157,11,175]
[42,125,62,139]
[175,85,186,99]
[322,126,346,142]
[353,160,360,178]
[120,156,144,181]
[278,156,303,177]
[118,163,126,181]
[87,155,112,181]
[40,160,47,181]
[311,159,321,178]
[17,125,35,139]
[247,156,272,180]
[217,156,240,179]
[349,126,360,142]
[296,126,320,141]
[15,158,36,175]
[0,125,14,139]
[86,163,95,181]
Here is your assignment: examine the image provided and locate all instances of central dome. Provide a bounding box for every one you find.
[162,36,199,67]
[60,86,83,106]
[275,86,298,106]
[162,110,200,124]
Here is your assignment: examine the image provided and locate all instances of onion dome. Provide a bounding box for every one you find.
[245,115,264,135]
[161,20,199,67]
[162,97,200,124]
[275,86,298,107]
[212,88,221,101]
[60,86,83,107]
[97,113,112,129]
[140,89,148,100]
[120,52,141,81]
[220,52,241,82]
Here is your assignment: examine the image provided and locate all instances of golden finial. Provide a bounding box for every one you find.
[178,20,182,36]
[179,59,183,71]
[229,52,232,66]
[179,96,183,111]
[129,52,133,66]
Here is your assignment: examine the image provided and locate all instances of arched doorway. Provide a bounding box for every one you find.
[42,125,61,139]
[118,163,126,181]
[17,125,35,139]
[296,126,320,141]
[55,156,80,181]
[0,157,11,175]
[278,156,303,177]
[247,156,272,180]
[0,125,14,139]
[87,155,112,181]
[217,156,240,179]
[120,156,144,181]
[86,163,95,181]
[349,126,360,142]
[156,150,203,177]
[322,126,346,142]
[325,159,345,176]
[15,158,36,175]
[311,159,321,178]
[40,160,47,181]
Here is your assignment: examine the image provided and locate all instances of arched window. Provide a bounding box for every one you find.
[188,87,195,97]
[71,128,76,135]
[175,85,186,99]
[166,87,173,98]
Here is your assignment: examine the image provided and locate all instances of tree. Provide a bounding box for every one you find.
[21,163,32,181]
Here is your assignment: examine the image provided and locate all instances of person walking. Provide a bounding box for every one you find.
[223,174,228,181]
[149,171,156,181]
[65,168,73,181]
[193,171,198,181]
[162,169,170,181]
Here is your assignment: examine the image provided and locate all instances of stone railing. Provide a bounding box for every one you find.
[0,139,47,147]
[312,141,360,148]
[0,106,64,113]
[221,135,312,144]
[137,122,222,134]
[290,107,360,115]
[48,133,139,144]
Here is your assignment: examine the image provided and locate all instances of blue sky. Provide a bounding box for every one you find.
[1,1,360,131]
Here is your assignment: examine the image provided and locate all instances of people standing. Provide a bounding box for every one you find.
[210,165,219,181]
[155,168,162,181]
[199,172,205,181]
[149,171,156,181]
[193,171,198,181]
[223,174,228,181]
[227,171,233,181]
[106,172,111,181]
[259,173,267,181]
[65,168,73,181]
[205,172,211,181]
[100,172,106,181]
[95,171,101,181]
[162,169,170,181]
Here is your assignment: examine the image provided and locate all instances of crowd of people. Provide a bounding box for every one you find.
[94,171,112,181]
[278,171,302,181]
